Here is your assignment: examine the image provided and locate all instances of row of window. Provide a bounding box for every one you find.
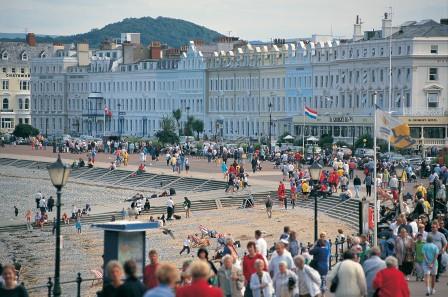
[1,67,27,74]
[2,98,30,110]
[0,51,28,61]
[1,80,30,91]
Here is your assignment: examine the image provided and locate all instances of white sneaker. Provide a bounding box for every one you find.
[431,288,436,295]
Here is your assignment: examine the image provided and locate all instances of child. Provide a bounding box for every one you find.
[414,233,425,281]
[75,219,82,234]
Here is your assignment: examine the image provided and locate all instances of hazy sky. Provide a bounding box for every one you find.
[1,0,447,40]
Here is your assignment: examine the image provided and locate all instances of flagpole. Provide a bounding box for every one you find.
[373,91,378,247]
[388,8,392,153]
[302,100,306,155]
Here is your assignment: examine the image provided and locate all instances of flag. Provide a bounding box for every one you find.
[375,105,416,149]
[304,106,317,119]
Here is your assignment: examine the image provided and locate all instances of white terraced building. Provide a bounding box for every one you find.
[30,15,448,148]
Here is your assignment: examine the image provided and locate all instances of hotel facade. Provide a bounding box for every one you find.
[30,15,448,148]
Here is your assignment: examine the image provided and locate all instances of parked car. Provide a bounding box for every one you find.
[354,148,375,158]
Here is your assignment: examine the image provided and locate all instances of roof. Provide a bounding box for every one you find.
[0,42,54,65]
[391,19,448,39]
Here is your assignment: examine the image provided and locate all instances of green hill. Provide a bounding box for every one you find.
[0,16,223,48]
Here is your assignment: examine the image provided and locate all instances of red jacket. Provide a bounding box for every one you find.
[242,253,267,284]
[277,184,286,199]
[176,279,223,297]
[373,267,410,297]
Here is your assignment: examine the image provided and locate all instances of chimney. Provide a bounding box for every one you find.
[76,43,90,66]
[382,12,393,38]
[26,33,36,46]
[149,41,162,60]
[353,15,363,41]
[441,18,448,25]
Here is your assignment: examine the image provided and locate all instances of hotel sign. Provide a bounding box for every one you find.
[5,73,30,78]
[329,116,353,123]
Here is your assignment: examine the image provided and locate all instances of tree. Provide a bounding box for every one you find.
[184,116,194,136]
[12,124,39,138]
[355,134,373,149]
[192,119,204,140]
[319,134,334,149]
[172,109,182,135]
[155,116,179,145]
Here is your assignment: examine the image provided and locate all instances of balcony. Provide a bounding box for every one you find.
[402,107,446,117]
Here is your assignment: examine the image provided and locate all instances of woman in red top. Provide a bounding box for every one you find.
[242,241,267,295]
[290,182,297,208]
[373,256,410,297]
[277,181,286,203]
[176,260,222,297]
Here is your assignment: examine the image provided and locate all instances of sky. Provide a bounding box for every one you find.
[1,0,447,41]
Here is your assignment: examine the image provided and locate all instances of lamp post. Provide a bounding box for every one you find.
[432,180,437,220]
[268,102,272,155]
[117,103,121,139]
[363,138,367,148]
[394,163,404,214]
[309,161,323,242]
[47,155,71,297]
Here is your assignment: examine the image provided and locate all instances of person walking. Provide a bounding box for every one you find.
[0,264,29,297]
[117,260,146,297]
[422,235,439,296]
[176,260,222,297]
[14,206,18,217]
[273,261,298,297]
[364,173,373,197]
[101,260,124,297]
[217,255,244,297]
[25,210,32,232]
[265,195,273,219]
[183,197,191,218]
[309,239,330,292]
[277,181,286,205]
[394,228,415,280]
[185,157,190,174]
[242,241,267,297]
[75,219,82,234]
[180,236,191,255]
[328,251,367,297]
[429,220,447,282]
[166,197,174,220]
[47,196,54,212]
[144,250,160,290]
[269,242,295,277]
[143,263,179,297]
[362,247,386,297]
[255,230,268,258]
[250,259,273,297]
[293,255,321,297]
[290,182,297,209]
[353,175,362,198]
[372,256,410,297]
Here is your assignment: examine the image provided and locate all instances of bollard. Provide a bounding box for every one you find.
[76,272,82,297]
[47,277,53,297]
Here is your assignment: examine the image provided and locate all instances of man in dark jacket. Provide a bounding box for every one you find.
[117,260,146,297]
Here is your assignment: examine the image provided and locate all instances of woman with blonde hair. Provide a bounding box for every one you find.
[101,260,124,297]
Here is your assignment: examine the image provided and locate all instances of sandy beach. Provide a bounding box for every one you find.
[0,164,354,297]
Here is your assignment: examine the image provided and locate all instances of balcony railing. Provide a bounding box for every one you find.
[402,107,446,116]
[1,109,14,112]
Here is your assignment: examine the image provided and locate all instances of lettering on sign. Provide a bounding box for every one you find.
[5,73,30,78]
[329,116,353,123]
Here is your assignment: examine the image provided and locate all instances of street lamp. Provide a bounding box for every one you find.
[47,155,71,297]
[395,163,405,214]
[363,138,367,148]
[268,101,272,155]
[309,161,323,242]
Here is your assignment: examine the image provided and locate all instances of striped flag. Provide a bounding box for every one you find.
[304,106,318,119]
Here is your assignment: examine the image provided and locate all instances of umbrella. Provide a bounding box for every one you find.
[283,135,294,140]
[307,136,318,142]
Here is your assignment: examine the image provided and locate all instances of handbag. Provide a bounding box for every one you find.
[330,262,343,293]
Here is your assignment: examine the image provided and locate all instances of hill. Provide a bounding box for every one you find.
[0,16,223,48]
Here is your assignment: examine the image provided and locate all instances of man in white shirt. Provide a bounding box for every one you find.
[166,197,174,220]
[268,242,295,277]
[35,191,43,209]
[255,230,268,257]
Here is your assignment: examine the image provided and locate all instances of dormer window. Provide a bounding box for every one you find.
[1,51,8,60]
[40,51,47,58]
[21,52,28,61]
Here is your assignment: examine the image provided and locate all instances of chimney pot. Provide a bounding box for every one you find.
[26,33,36,46]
